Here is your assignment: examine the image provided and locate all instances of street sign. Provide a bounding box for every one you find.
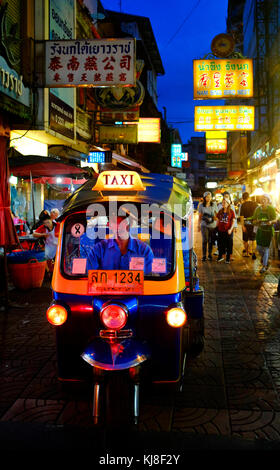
[88,151,112,164]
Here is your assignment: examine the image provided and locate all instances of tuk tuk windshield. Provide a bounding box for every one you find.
[62,208,175,279]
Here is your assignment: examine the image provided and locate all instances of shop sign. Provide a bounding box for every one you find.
[88,151,112,164]
[171,144,182,168]
[0,55,30,107]
[194,105,254,131]
[100,109,139,123]
[49,0,75,139]
[76,109,92,141]
[99,125,138,144]
[206,130,227,139]
[206,139,227,154]
[193,59,253,99]
[94,80,144,109]
[49,91,74,140]
[138,118,161,143]
[45,38,136,87]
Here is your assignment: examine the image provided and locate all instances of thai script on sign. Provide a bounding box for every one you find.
[193,59,253,99]
[45,39,136,87]
[195,106,255,132]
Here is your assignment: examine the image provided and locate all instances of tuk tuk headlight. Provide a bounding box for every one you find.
[46,304,68,326]
[100,303,128,330]
[166,307,187,328]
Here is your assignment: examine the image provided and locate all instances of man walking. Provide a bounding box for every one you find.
[240,192,258,259]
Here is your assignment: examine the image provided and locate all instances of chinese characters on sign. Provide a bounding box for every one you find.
[193,59,253,99]
[45,39,136,87]
[194,106,255,131]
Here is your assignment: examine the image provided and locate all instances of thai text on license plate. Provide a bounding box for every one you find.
[88,270,144,295]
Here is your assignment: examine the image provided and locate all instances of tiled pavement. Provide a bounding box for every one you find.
[1,224,280,452]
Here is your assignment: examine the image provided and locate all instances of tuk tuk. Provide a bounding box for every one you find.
[46,170,204,425]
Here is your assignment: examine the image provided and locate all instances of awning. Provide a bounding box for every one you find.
[8,154,90,179]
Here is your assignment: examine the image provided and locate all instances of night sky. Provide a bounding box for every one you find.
[101,0,229,144]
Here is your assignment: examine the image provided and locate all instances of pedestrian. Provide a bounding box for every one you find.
[216,198,236,263]
[221,192,237,261]
[198,191,217,261]
[31,209,50,232]
[239,192,258,259]
[50,208,60,221]
[33,212,60,262]
[252,193,277,273]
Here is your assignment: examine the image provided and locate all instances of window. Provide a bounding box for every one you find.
[61,206,175,280]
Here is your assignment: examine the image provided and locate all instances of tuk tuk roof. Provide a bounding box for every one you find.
[60,172,192,220]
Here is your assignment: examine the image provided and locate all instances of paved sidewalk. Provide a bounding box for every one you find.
[0,225,280,452]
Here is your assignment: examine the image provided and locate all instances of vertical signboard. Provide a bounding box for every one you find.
[171,144,182,168]
[49,0,75,140]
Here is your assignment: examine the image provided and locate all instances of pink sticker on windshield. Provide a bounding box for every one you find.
[72,258,87,274]
[152,258,167,273]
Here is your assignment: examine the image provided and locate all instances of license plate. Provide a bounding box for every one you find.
[88,270,144,295]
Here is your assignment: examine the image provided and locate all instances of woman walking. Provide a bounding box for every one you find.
[198,191,217,261]
[216,199,235,263]
[251,194,277,273]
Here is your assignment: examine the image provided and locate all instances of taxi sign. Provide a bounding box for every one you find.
[88,270,144,295]
[93,171,145,192]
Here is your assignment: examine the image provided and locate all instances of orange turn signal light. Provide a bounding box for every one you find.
[166,307,187,328]
[46,304,68,326]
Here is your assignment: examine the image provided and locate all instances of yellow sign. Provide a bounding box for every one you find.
[206,139,227,154]
[138,118,161,143]
[193,59,253,99]
[93,171,145,192]
[205,131,227,139]
[195,106,255,131]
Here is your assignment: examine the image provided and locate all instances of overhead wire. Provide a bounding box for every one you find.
[165,0,202,46]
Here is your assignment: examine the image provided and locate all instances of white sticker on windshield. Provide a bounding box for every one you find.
[152,258,167,274]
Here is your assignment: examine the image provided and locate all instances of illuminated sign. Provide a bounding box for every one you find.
[88,151,112,164]
[99,125,138,144]
[181,152,188,161]
[193,59,253,99]
[194,106,255,131]
[171,144,182,168]
[93,171,145,191]
[45,38,136,87]
[137,118,161,143]
[206,139,227,154]
[205,131,227,139]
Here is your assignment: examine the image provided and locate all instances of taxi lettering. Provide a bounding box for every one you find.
[93,171,145,192]
[104,173,134,186]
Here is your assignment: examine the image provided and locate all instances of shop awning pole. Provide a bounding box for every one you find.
[30,171,35,226]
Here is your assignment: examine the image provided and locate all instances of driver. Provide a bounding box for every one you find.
[81,215,154,274]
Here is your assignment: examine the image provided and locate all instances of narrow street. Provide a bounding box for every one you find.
[1,223,280,452]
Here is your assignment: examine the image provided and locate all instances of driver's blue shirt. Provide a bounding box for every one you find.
[81,237,154,274]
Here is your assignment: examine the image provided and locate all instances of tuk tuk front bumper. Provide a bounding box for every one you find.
[81,337,150,370]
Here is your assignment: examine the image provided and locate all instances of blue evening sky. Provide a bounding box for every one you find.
[101,0,229,143]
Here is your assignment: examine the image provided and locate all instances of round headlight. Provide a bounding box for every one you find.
[46,304,68,326]
[166,307,187,328]
[100,304,128,330]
